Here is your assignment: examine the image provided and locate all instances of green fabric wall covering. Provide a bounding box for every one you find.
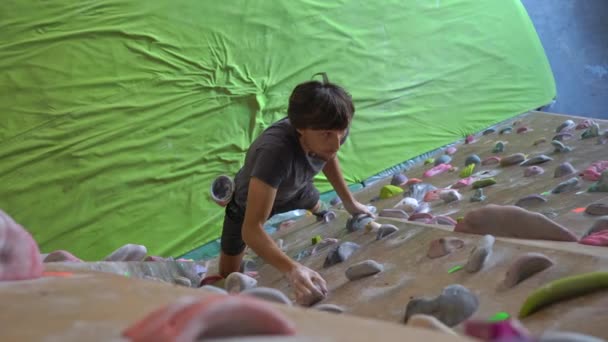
[0,0,555,260]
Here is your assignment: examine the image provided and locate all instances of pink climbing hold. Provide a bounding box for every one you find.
[446,147,458,155]
[481,156,501,166]
[465,135,475,144]
[44,250,83,263]
[516,126,531,134]
[579,231,608,247]
[423,189,443,202]
[123,294,296,341]
[464,319,532,341]
[144,256,167,262]
[405,178,423,186]
[576,119,593,130]
[579,161,608,181]
[423,164,452,178]
[0,210,44,281]
[452,177,474,189]
[409,212,434,223]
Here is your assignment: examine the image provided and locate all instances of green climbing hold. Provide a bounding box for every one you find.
[493,141,505,153]
[460,164,475,178]
[489,312,510,322]
[472,178,497,189]
[424,158,435,165]
[312,235,322,245]
[380,185,404,199]
[448,265,463,274]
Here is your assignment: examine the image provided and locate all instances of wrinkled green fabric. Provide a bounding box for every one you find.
[0,0,555,260]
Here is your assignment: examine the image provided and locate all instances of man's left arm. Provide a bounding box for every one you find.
[322,157,375,217]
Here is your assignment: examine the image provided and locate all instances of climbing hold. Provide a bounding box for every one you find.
[533,138,547,146]
[404,284,479,327]
[330,196,342,206]
[346,214,374,232]
[524,166,545,177]
[455,204,577,241]
[481,156,501,166]
[521,154,553,166]
[427,237,465,258]
[552,140,572,153]
[499,127,512,135]
[376,224,399,240]
[409,212,434,222]
[465,154,482,167]
[406,314,457,335]
[465,135,475,144]
[517,126,531,134]
[312,235,323,245]
[539,331,605,342]
[311,238,339,255]
[579,161,608,181]
[241,287,292,306]
[174,276,192,287]
[423,163,452,178]
[554,162,577,178]
[581,122,600,139]
[471,188,487,202]
[552,177,581,194]
[313,304,345,314]
[518,271,608,318]
[225,272,258,293]
[556,119,575,133]
[433,216,457,226]
[585,202,608,216]
[320,210,337,223]
[588,170,608,192]
[452,177,474,189]
[445,146,458,155]
[323,242,360,268]
[424,158,435,165]
[391,173,408,186]
[514,194,548,207]
[394,197,419,214]
[598,131,608,145]
[122,294,296,341]
[380,185,404,199]
[472,178,496,189]
[583,216,608,237]
[460,164,476,178]
[579,231,608,246]
[200,285,229,295]
[104,244,148,262]
[345,260,384,281]
[552,132,573,141]
[464,319,532,341]
[502,253,554,288]
[473,169,500,179]
[43,250,83,263]
[434,155,452,166]
[440,189,462,203]
[576,119,594,130]
[405,178,423,186]
[483,128,496,135]
[500,153,526,167]
[379,209,409,219]
[465,235,495,273]
[0,210,44,281]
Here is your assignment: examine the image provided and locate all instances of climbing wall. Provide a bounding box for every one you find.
[207,111,608,338]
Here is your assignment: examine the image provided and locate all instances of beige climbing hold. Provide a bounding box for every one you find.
[225,272,257,293]
[174,276,192,287]
[406,314,457,335]
[465,235,494,273]
[427,238,465,259]
[502,252,554,288]
[313,303,345,314]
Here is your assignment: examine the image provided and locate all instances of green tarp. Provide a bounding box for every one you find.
[0,0,555,260]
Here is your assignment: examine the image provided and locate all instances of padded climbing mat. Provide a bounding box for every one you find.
[0,0,555,260]
[203,111,608,339]
[0,267,475,341]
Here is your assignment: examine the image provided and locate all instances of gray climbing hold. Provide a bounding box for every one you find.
[330,196,342,206]
[524,166,544,177]
[552,177,581,194]
[376,224,399,240]
[471,188,486,202]
[104,244,147,262]
[174,276,192,287]
[514,194,547,207]
[552,132,573,141]
[499,127,512,135]
[323,242,360,268]
[435,155,452,166]
[502,252,554,288]
[404,284,479,327]
[539,331,605,342]
[483,128,496,135]
[492,141,505,153]
[200,285,229,295]
[554,162,577,178]
[433,216,457,226]
[313,304,345,314]
[583,216,608,237]
[379,209,409,219]
[345,260,384,281]
[585,202,608,216]
[241,287,292,306]
[581,123,600,139]
[465,154,481,166]
[465,235,495,273]
[521,154,553,166]
[440,189,462,203]
[391,173,408,186]
[552,140,572,153]
[225,272,257,293]
[346,214,374,233]
[500,153,525,167]
[555,119,575,133]
[427,237,464,259]
[239,259,258,273]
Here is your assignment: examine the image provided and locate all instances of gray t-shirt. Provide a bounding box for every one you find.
[232,117,347,211]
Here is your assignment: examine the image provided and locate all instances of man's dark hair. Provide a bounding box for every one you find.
[287,75,354,131]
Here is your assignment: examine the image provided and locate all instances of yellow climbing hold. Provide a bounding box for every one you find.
[380,185,404,199]
[459,164,475,178]
[424,158,435,165]
[312,235,322,245]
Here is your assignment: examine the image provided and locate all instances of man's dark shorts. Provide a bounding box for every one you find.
[220,183,320,256]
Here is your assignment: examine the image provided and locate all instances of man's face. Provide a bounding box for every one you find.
[297,128,348,161]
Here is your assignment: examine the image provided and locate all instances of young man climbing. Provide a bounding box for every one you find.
[217,74,375,305]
